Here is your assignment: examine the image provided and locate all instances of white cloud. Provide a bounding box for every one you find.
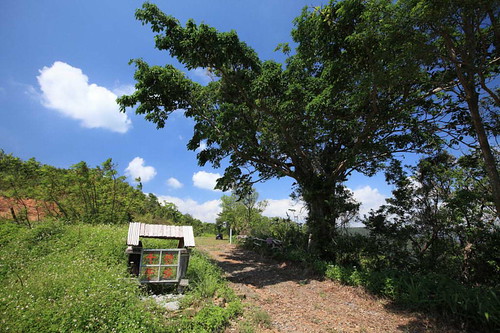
[166,177,183,189]
[157,195,221,223]
[352,185,387,218]
[189,68,212,85]
[260,186,386,224]
[192,171,221,191]
[125,157,157,183]
[171,109,186,118]
[112,84,135,97]
[37,61,132,133]
[196,141,207,152]
[263,198,307,222]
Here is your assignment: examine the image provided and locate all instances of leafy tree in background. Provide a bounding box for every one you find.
[0,151,41,227]
[0,151,213,231]
[38,165,72,219]
[217,193,244,236]
[216,188,267,236]
[240,188,268,234]
[365,150,499,284]
[118,1,438,255]
[398,0,500,215]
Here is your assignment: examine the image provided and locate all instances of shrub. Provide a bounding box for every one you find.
[324,263,500,331]
[186,249,228,299]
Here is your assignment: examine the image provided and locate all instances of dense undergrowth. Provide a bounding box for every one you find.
[0,219,240,332]
[243,233,500,332]
[322,264,500,331]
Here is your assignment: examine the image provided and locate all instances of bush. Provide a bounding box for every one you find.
[324,263,500,331]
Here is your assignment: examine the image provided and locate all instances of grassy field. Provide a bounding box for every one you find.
[195,235,230,248]
[0,220,241,332]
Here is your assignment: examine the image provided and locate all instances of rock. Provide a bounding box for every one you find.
[142,294,185,311]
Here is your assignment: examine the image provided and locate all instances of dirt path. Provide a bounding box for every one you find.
[198,241,463,333]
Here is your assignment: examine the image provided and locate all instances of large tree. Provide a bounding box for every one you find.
[118,1,437,255]
[400,0,500,215]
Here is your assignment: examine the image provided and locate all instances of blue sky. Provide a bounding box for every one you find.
[0,0,395,224]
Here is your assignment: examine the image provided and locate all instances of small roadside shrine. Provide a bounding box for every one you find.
[125,222,195,290]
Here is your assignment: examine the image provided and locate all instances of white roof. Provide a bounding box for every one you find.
[127,222,195,247]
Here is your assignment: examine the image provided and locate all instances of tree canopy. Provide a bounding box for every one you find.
[216,188,267,236]
[398,0,500,215]
[119,0,446,254]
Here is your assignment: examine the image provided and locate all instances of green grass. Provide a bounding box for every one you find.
[0,220,241,332]
[234,304,273,333]
[0,220,162,332]
[140,237,180,249]
[194,235,230,247]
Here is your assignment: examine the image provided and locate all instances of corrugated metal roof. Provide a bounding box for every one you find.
[127,222,196,247]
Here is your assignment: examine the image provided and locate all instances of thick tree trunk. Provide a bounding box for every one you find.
[301,181,347,260]
[307,197,338,259]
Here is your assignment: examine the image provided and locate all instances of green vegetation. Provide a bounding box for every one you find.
[1,0,499,331]
[118,1,499,328]
[235,305,273,333]
[118,0,499,255]
[0,220,240,332]
[323,265,500,330]
[0,150,215,235]
[365,151,499,285]
[179,250,242,332]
